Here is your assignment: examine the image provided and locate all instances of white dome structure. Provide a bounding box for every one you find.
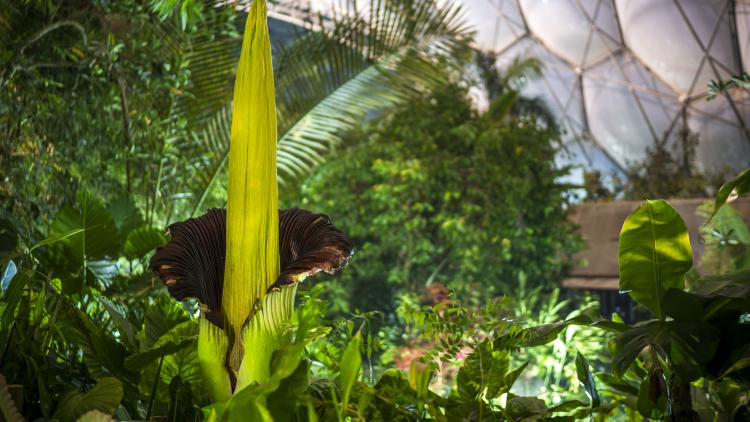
[459,0,750,175]
[266,0,750,175]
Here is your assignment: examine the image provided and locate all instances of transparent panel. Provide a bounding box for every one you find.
[687,94,750,173]
[615,0,736,95]
[737,0,750,72]
[497,39,583,130]
[275,0,750,175]
[457,0,525,52]
[519,0,620,68]
[557,135,623,175]
[583,54,681,168]
[495,0,527,52]
[496,39,622,174]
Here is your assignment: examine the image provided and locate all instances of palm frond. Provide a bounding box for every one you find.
[174,6,240,129]
[177,0,472,217]
[274,0,472,131]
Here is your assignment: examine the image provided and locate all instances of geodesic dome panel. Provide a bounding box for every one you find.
[688,92,750,172]
[496,37,620,174]
[458,0,750,174]
[519,0,621,69]
[583,54,682,168]
[267,0,750,174]
[616,0,738,96]
[737,1,750,71]
[453,0,525,52]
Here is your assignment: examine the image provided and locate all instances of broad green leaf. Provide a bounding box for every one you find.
[713,167,750,218]
[575,352,600,408]
[48,192,121,260]
[612,320,719,378]
[54,292,135,382]
[99,297,137,349]
[668,322,721,376]
[567,313,630,333]
[52,377,123,422]
[125,322,196,371]
[524,321,567,346]
[338,332,362,415]
[505,396,547,419]
[140,294,190,349]
[123,226,166,259]
[373,369,417,414]
[137,320,201,403]
[612,322,666,377]
[76,410,116,422]
[618,200,693,319]
[595,372,639,396]
[662,289,705,322]
[266,360,310,420]
[674,276,750,322]
[107,195,144,238]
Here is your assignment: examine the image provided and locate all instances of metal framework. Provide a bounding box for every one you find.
[263,0,750,173]
[467,0,750,173]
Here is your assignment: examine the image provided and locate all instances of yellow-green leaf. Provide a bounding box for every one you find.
[618,200,693,319]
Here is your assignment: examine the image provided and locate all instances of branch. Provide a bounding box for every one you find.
[20,20,88,55]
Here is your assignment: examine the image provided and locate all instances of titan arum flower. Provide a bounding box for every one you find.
[148,0,352,401]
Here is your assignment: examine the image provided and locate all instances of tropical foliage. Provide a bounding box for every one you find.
[1,0,471,228]
[2,170,749,419]
[295,82,579,313]
[2,0,750,421]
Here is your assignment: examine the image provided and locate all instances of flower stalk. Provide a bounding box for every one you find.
[222,0,279,375]
[149,0,352,403]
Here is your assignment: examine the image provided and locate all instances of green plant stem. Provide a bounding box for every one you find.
[668,373,699,421]
[0,322,16,368]
[42,295,61,354]
[146,351,166,420]
[151,157,165,225]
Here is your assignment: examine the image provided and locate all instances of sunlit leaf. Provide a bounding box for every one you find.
[576,352,600,408]
[52,378,123,422]
[618,200,693,319]
[124,226,167,259]
[712,167,750,218]
[338,332,362,414]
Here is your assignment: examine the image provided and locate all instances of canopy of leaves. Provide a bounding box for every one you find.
[296,83,580,312]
